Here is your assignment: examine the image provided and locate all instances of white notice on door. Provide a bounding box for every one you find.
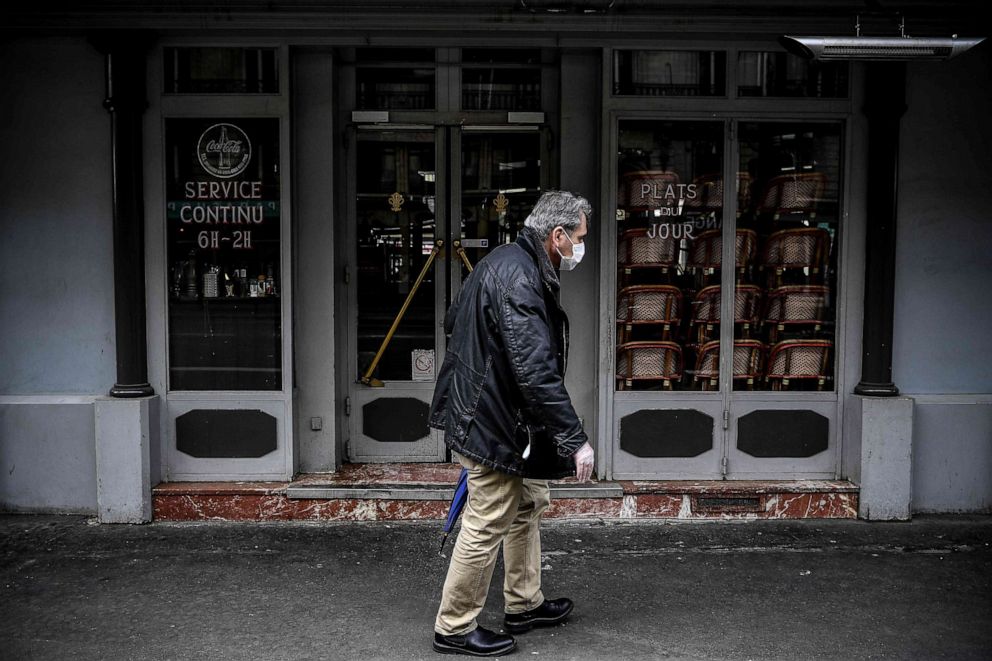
[412,349,435,381]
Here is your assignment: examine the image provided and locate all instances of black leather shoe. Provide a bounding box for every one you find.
[433,626,517,656]
[504,598,574,633]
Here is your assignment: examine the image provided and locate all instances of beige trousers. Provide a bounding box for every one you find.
[434,452,552,636]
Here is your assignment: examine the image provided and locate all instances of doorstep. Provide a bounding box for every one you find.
[152,463,858,522]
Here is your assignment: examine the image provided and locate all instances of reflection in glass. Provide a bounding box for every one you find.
[459,132,542,279]
[165,118,282,391]
[734,122,842,390]
[164,48,278,94]
[737,52,848,98]
[462,49,541,111]
[614,50,726,97]
[356,49,436,110]
[357,68,435,110]
[356,132,437,381]
[615,121,724,391]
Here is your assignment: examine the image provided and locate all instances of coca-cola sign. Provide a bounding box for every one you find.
[196,123,252,178]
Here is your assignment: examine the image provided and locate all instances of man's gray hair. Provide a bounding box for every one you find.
[523,190,593,240]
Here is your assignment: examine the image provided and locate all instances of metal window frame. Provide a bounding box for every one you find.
[146,39,295,481]
[598,42,860,481]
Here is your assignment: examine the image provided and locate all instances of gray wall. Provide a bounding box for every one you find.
[558,50,601,455]
[292,49,338,472]
[0,37,116,395]
[894,44,992,512]
[0,37,112,512]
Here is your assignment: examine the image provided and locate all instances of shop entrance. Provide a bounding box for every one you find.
[342,124,549,462]
[607,116,845,479]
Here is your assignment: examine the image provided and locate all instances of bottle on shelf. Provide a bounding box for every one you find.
[182,250,198,299]
[203,264,220,298]
[265,262,276,296]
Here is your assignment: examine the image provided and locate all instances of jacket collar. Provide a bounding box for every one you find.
[517,226,560,295]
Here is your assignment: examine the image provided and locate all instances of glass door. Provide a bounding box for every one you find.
[611,119,727,479]
[347,128,447,461]
[726,120,843,478]
[346,126,547,462]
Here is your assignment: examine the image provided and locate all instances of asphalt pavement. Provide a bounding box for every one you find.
[1,514,990,661]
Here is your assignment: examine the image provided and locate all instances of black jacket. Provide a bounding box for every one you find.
[428,226,588,479]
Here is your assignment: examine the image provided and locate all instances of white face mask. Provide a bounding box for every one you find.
[555,228,585,271]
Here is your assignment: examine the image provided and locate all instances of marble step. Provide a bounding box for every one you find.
[152,473,859,521]
[284,482,624,500]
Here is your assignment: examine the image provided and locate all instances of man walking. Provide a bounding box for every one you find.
[428,190,596,656]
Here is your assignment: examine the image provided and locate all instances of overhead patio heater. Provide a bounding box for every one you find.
[781,14,984,61]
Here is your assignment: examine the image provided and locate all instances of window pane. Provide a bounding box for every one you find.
[459,131,542,278]
[737,52,848,98]
[356,131,437,381]
[734,122,843,391]
[614,50,726,97]
[616,121,724,391]
[462,49,540,65]
[463,68,541,111]
[356,49,436,110]
[462,49,541,111]
[164,48,278,94]
[165,118,282,390]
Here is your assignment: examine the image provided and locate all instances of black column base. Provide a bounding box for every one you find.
[109,383,156,398]
[854,381,900,397]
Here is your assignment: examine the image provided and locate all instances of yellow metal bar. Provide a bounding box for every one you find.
[361,239,444,387]
[453,240,474,273]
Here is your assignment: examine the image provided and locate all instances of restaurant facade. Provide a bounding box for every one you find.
[1,1,990,521]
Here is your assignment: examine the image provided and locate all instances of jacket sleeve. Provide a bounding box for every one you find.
[443,278,465,338]
[496,276,588,458]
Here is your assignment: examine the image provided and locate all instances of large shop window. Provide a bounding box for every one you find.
[165,118,282,391]
[615,120,724,391]
[614,120,842,392]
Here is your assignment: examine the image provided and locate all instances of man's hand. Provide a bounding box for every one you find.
[573,442,595,482]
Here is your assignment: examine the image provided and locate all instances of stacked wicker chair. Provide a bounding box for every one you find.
[614,168,835,391]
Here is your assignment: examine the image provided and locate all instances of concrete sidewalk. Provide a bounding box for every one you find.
[1,515,990,661]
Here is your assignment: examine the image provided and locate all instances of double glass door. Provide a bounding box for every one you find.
[610,117,844,479]
[345,125,546,462]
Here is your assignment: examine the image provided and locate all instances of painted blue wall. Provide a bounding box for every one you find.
[893,46,992,395]
[0,37,113,513]
[0,37,116,395]
[0,398,99,513]
[894,44,992,513]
